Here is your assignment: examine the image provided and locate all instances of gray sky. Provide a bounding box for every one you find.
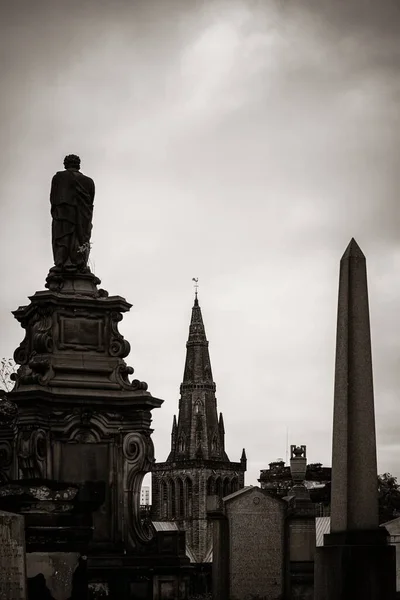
[1,0,400,486]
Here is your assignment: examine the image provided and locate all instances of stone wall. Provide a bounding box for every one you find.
[152,463,244,562]
[224,487,286,600]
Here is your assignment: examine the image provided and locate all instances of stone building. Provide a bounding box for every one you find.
[151,293,246,563]
[259,460,331,515]
[209,445,317,600]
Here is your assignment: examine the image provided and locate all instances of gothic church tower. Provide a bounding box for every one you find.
[151,293,246,562]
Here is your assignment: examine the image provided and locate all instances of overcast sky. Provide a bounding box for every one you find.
[1,0,400,486]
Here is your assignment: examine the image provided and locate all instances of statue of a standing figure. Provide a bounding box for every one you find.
[50,155,95,271]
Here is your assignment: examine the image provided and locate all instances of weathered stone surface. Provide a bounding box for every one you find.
[330,238,379,531]
[315,239,397,599]
[314,536,396,600]
[224,487,286,600]
[0,510,27,599]
[0,479,105,553]
[26,552,80,600]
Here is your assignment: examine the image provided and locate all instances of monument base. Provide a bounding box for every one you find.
[314,530,397,600]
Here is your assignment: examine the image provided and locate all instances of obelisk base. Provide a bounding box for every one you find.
[314,529,396,600]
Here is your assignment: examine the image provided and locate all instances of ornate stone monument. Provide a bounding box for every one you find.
[314,239,396,599]
[286,445,315,600]
[6,156,179,596]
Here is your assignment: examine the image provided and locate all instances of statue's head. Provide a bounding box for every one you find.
[63,154,81,170]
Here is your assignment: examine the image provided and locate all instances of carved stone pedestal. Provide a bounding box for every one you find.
[9,270,162,558]
[314,530,396,600]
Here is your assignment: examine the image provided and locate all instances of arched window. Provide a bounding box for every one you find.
[215,477,222,497]
[186,477,193,515]
[223,477,230,497]
[196,431,202,447]
[207,476,215,496]
[178,436,185,453]
[211,435,218,453]
[177,478,185,518]
[161,481,168,518]
[231,477,239,493]
[169,479,176,518]
[194,399,202,414]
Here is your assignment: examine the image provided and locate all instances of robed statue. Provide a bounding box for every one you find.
[50,155,95,271]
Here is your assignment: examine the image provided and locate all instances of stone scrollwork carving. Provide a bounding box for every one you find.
[12,306,54,388]
[32,307,54,354]
[109,312,131,358]
[123,432,155,547]
[14,308,54,368]
[115,364,148,392]
[17,429,48,479]
[14,337,30,366]
[12,355,54,388]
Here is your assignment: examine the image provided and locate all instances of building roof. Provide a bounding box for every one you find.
[381,516,400,534]
[223,485,255,503]
[152,521,179,532]
[316,517,331,546]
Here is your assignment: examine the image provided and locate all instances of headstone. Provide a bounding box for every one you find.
[220,487,286,600]
[0,510,27,600]
[314,239,397,599]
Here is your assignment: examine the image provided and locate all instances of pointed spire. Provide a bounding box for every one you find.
[218,412,225,434]
[241,448,247,464]
[171,414,177,449]
[330,239,378,532]
[182,294,215,388]
[169,291,224,462]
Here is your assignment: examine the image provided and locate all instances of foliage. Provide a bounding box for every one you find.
[0,358,17,393]
[378,473,400,524]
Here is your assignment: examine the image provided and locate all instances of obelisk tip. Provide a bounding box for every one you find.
[341,238,365,261]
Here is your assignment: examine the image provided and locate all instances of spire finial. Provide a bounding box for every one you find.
[192,277,199,301]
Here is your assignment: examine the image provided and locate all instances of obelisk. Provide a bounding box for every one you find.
[314,239,396,600]
[330,238,378,531]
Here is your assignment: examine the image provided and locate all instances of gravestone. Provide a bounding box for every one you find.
[0,510,27,600]
[210,486,286,600]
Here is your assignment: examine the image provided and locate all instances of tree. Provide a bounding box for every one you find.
[378,473,400,524]
[0,358,17,393]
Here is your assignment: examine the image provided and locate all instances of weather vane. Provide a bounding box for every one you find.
[192,277,199,297]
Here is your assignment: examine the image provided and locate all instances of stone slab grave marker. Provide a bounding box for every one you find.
[0,510,27,600]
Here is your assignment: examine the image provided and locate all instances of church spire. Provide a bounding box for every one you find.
[168,291,227,462]
[181,292,215,392]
